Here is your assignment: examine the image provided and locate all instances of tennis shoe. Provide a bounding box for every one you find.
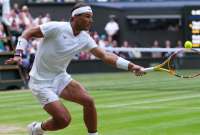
[27,122,44,135]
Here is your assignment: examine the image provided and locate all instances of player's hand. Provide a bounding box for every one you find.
[4,56,22,65]
[130,64,146,76]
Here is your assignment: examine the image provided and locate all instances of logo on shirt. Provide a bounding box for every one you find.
[63,35,67,39]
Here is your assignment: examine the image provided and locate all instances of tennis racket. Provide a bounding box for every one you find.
[143,48,200,78]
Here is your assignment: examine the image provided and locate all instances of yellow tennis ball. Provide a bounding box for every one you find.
[184,41,193,48]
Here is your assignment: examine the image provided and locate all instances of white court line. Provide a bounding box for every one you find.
[96,90,194,102]
[1,93,200,109]
[97,94,200,108]
[1,104,200,111]
[0,125,25,134]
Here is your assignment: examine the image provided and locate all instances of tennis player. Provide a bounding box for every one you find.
[5,2,145,135]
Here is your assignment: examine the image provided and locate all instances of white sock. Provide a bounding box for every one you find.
[88,132,98,135]
[35,122,44,133]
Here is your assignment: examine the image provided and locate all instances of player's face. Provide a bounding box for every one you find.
[76,12,93,31]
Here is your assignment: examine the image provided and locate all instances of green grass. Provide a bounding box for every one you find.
[0,72,200,135]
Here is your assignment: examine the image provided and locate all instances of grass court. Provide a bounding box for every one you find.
[0,72,200,135]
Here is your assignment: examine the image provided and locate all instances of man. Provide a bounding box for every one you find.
[104,15,119,42]
[5,2,145,135]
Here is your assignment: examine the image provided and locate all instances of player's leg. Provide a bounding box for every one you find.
[59,80,98,134]
[42,100,71,131]
[28,101,71,135]
[28,84,71,134]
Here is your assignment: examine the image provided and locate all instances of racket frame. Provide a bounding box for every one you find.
[143,48,200,78]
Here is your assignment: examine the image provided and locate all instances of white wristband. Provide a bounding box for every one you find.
[116,57,130,70]
[16,37,28,51]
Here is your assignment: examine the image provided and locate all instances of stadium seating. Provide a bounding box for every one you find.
[0,52,25,90]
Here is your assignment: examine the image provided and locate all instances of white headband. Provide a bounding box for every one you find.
[72,6,93,17]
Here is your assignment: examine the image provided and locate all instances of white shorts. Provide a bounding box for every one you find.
[28,73,72,107]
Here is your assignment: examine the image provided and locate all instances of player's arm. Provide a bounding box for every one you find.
[21,26,44,39]
[15,26,44,56]
[5,26,44,65]
[90,47,145,76]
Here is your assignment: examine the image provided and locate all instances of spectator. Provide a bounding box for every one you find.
[176,40,183,48]
[176,40,184,58]
[8,9,21,32]
[175,40,184,68]
[104,15,119,43]
[91,31,99,44]
[0,41,4,52]
[79,51,91,60]
[151,40,162,58]
[2,0,11,26]
[164,40,172,58]
[119,40,131,59]
[20,5,33,30]
[112,40,118,48]
[98,34,106,48]
[105,36,113,48]
[4,44,11,51]
[0,23,7,51]
[13,3,20,15]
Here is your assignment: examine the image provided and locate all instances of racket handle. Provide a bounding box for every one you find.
[143,67,154,72]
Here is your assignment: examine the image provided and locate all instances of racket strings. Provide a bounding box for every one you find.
[168,49,200,78]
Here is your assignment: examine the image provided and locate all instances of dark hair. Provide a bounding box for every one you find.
[71,2,90,14]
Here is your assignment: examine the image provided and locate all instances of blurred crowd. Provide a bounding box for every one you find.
[151,39,183,59]
[0,4,183,69]
[0,4,132,61]
[0,3,51,52]
[28,0,83,3]
[0,3,51,73]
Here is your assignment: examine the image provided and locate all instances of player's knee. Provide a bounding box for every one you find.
[54,114,71,129]
[83,96,95,108]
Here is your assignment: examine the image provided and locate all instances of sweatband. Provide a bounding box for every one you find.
[15,37,28,52]
[116,57,130,70]
[72,6,92,17]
